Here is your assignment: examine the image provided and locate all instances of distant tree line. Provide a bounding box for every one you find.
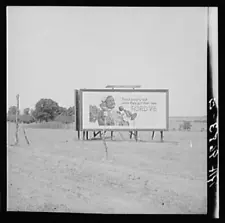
[7,98,75,124]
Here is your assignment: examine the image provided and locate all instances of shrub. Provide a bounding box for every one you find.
[179,121,192,131]
[20,114,35,124]
[183,121,192,131]
[7,114,35,124]
[54,115,74,124]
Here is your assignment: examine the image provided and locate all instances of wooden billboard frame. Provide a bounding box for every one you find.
[78,88,169,132]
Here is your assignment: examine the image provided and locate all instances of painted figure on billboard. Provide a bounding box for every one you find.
[89,95,137,126]
[118,106,137,125]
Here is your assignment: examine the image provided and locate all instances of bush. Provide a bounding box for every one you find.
[179,121,192,131]
[24,121,74,129]
[20,114,35,124]
[183,121,192,131]
[54,115,74,124]
[7,114,35,124]
[7,115,16,122]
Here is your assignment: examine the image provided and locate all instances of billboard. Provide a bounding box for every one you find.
[79,89,169,131]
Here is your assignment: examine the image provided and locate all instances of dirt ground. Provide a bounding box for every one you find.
[7,122,207,214]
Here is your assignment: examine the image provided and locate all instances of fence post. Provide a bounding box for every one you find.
[15,94,20,145]
[102,111,108,159]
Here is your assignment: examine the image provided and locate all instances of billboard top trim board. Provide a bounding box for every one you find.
[79,89,169,92]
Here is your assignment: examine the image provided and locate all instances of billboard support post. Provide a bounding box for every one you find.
[161,131,164,142]
[75,89,82,140]
[83,131,88,140]
[134,131,137,142]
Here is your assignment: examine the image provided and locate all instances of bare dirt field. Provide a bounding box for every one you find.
[7,122,207,214]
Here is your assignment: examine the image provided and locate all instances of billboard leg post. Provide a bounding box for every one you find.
[130,131,135,139]
[86,131,89,140]
[152,131,155,140]
[93,131,101,138]
[161,131,164,142]
[83,131,86,140]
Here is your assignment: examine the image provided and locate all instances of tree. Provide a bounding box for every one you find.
[67,106,75,116]
[23,108,30,115]
[57,106,68,116]
[8,106,18,115]
[30,109,38,123]
[34,98,60,122]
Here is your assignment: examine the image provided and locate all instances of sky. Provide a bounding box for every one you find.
[7,7,208,116]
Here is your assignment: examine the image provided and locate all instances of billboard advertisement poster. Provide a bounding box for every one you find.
[80,89,169,131]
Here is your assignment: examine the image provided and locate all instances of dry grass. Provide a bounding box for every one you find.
[16,116,207,132]
[23,121,75,130]
[7,121,207,214]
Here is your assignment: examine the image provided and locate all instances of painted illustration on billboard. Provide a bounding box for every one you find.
[89,95,137,126]
[82,90,168,130]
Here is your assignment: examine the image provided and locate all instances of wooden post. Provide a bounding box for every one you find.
[102,112,108,159]
[161,131,164,142]
[129,131,133,139]
[111,131,113,140]
[15,94,19,145]
[23,128,30,145]
[75,89,81,140]
[93,131,102,138]
[152,131,155,140]
[15,94,30,146]
[135,131,138,142]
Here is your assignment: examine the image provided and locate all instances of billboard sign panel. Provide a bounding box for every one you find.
[79,89,169,131]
